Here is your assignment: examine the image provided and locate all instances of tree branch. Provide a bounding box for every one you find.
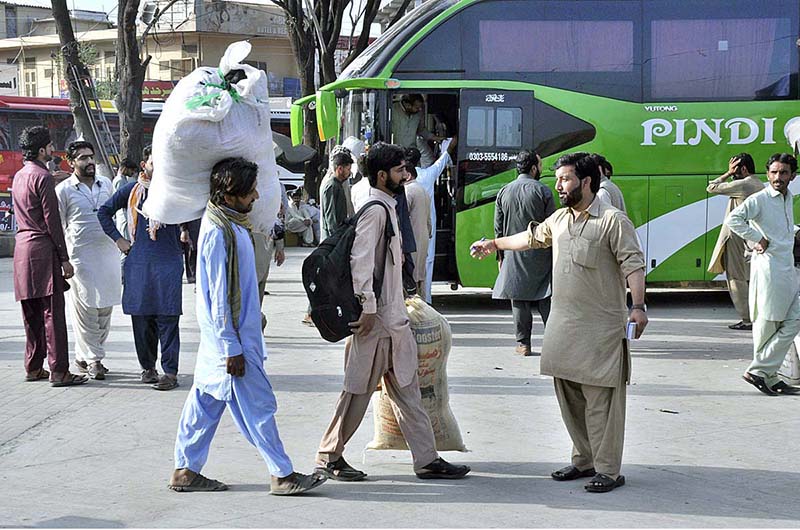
[387,0,412,29]
[139,0,183,49]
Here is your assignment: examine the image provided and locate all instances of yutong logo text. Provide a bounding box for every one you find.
[641,117,783,146]
[644,105,678,112]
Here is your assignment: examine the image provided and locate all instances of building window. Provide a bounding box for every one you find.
[24,69,36,97]
[5,6,17,39]
[160,58,195,80]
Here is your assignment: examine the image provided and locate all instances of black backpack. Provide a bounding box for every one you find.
[302,200,395,342]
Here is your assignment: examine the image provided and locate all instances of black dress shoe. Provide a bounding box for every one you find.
[728,321,753,330]
[771,381,800,395]
[315,457,367,481]
[742,372,778,396]
[415,458,470,479]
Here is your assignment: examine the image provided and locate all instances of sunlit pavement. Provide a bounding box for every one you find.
[1,249,797,528]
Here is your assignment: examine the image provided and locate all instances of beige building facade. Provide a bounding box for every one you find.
[0,0,299,99]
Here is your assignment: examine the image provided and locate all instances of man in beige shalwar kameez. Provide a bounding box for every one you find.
[707,154,764,330]
[315,143,469,482]
[471,152,647,493]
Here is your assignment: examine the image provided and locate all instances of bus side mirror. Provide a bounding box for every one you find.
[316,90,338,142]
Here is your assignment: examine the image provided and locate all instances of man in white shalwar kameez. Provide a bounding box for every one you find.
[285,190,315,245]
[727,153,800,396]
[55,141,120,379]
[169,158,325,495]
[404,138,456,303]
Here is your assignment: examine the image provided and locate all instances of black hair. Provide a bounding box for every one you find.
[735,152,756,174]
[516,150,539,176]
[401,93,424,106]
[766,153,798,173]
[142,145,152,161]
[330,151,353,168]
[554,151,601,193]
[19,125,51,161]
[65,140,94,161]
[121,158,139,171]
[366,142,406,187]
[209,157,259,206]
[589,153,614,177]
[405,147,421,168]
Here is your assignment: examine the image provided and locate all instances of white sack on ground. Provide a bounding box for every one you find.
[142,41,280,232]
[368,297,466,452]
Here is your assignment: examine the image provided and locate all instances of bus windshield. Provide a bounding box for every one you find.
[339,91,381,146]
[339,0,458,80]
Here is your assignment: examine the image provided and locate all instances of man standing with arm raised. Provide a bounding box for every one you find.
[708,153,764,331]
[471,152,647,493]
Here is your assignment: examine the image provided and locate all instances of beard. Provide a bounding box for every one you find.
[82,164,96,177]
[386,178,404,194]
[559,186,583,208]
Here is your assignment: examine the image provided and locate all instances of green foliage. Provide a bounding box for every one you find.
[95,79,118,100]
[54,42,100,77]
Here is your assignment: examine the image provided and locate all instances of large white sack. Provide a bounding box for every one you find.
[142,41,280,232]
[779,338,800,385]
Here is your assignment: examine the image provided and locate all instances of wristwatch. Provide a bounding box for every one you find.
[630,304,647,312]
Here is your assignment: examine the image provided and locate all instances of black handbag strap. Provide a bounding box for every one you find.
[354,200,395,301]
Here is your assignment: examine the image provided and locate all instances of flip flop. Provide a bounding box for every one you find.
[551,465,596,481]
[25,368,50,382]
[169,473,228,492]
[270,472,327,496]
[50,372,88,387]
[771,381,800,395]
[742,373,778,396]
[585,473,625,493]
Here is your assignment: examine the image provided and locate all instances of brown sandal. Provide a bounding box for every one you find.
[270,472,326,496]
[50,372,88,387]
[25,368,50,382]
[169,472,228,492]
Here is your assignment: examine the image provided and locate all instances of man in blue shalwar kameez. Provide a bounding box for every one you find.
[97,146,183,390]
[168,157,326,495]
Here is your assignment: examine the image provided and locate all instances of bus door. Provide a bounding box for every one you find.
[645,175,709,283]
[454,89,534,287]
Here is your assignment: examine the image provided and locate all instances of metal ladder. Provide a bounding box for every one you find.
[68,64,119,173]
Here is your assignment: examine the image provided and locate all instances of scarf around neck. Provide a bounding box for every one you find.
[205,200,254,331]
[126,174,162,242]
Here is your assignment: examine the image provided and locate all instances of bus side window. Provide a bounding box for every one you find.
[466,106,494,147]
[496,107,522,148]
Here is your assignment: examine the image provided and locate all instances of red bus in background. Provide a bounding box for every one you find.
[0,95,160,193]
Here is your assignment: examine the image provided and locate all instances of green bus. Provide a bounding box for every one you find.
[291,0,800,288]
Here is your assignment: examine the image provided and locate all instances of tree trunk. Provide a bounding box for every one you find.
[115,0,149,165]
[51,0,113,177]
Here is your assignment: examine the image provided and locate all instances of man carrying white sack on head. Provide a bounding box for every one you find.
[169,158,326,495]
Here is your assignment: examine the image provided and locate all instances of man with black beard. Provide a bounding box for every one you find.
[56,141,120,379]
[315,142,469,482]
[471,152,646,493]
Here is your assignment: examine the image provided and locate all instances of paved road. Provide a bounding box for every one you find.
[1,249,798,528]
